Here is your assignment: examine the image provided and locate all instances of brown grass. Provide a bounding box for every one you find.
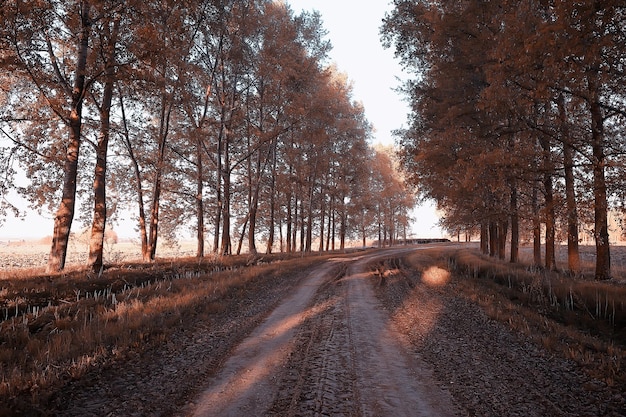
[410,246,626,390]
[0,250,343,403]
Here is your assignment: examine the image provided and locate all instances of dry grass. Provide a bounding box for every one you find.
[0,250,341,403]
[412,246,626,390]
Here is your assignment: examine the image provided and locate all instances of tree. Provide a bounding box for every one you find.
[383,0,626,279]
[1,1,96,272]
[87,2,123,272]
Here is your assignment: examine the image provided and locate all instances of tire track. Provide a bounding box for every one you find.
[190,248,459,417]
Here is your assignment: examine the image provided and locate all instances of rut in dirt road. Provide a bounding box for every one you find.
[188,249,459,417]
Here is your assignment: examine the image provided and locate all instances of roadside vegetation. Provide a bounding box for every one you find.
[376,246,626,391]
[3,243,625,412]
[0,250,352,410]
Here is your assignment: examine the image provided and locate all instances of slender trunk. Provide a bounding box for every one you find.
[564,142,580,272]
[278,217,284,253]
[340,212,346,250]
[88,17,119,272]
[498,219,508,260]
[361,212,366,247]
[196,131,205,257]
[510,184,519,263]
[248,198,258,254]
[480,222,488,254]
[559,94,580,273]
[266,142,277,254]
[193,74,215,258]
[331,206,336,251]
[146,98,172,261]
[292,197,298,252]
[247,144,270,255]
[47,2,91,272]
[221,165,231,255]
[326,198,333,251]
[286,191,292,253]
[236,214,248,255]
[532,184,542,267]
[540,136,556,270]
[378,213,382,248]
[306,213,313,252]
[119,94,148,256]
[305,174,315,252]
[488,221,497,257]
[213,112,226,253]
[590,95,610,280]
[299,199,305,252]
[318,192,326,252]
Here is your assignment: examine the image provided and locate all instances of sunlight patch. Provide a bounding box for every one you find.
[422,266,450,287]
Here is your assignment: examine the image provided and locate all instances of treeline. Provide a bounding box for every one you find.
[382,1,626,279]
[0,0,414,272]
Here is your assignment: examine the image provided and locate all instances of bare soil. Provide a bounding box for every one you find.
[3,245,626,416]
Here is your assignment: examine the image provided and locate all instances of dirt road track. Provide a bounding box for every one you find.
[188,248,459,416]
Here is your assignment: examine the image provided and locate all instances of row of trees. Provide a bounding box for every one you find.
[382,0,626,279]
[0,0,414,272]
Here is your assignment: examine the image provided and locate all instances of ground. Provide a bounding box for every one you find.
[16,244,623,417]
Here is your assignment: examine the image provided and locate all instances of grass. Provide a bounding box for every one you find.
[0,250,345,405]
[408,246,626,390]
[3,243,625,407]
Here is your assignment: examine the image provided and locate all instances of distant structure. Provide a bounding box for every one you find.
[372,238,451,247]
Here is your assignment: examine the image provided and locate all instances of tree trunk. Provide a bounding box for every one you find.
[119,93,149,257]
[559,94,580,273]
[340,212,346,250]
[318,193,326,252]
[248,202,258,254]
[47,2,91,273]
[299,199,305,252]
[236,214,249,255]
[196,131,205,258]
[544,177,556,270]
[266,142,277,254]
[293,195,299,253]
[564,142,580,273]
[590,95,611,280]
[480,222,488,254]
[326,199,333,251]
[221,166,231,255]
[213,125,224,254]
[331,207,336,251]
[498,219,508,260]
[488,221,497,257]
[540,136,556,270]
[88,17,119,272]
[146,98,172,262]
[361,212,366,247]
[286,191,292,253]
[509,183,519,263]
[532,184,542,267]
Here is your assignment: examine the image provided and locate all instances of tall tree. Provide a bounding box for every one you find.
[1,1,95,272]
[87,3,123,272]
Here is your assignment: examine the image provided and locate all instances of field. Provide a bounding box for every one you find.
[0,242,625,415]
[0,238,199,270]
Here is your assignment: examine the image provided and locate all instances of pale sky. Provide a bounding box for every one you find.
[0,1,444,240]
[288,0,444,238]
[288,0,407,146]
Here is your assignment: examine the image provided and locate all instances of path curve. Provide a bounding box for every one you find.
[190,248,459,416]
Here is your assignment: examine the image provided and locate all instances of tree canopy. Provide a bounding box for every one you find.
[0,0,414,271]
[382,0,626,279]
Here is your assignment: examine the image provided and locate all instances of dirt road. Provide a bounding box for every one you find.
[189,248,459,416]
[38,245,623,416]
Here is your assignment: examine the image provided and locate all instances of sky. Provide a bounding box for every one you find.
[288,0,444,238]
[289,0,406,147]
[0,1,444,240]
